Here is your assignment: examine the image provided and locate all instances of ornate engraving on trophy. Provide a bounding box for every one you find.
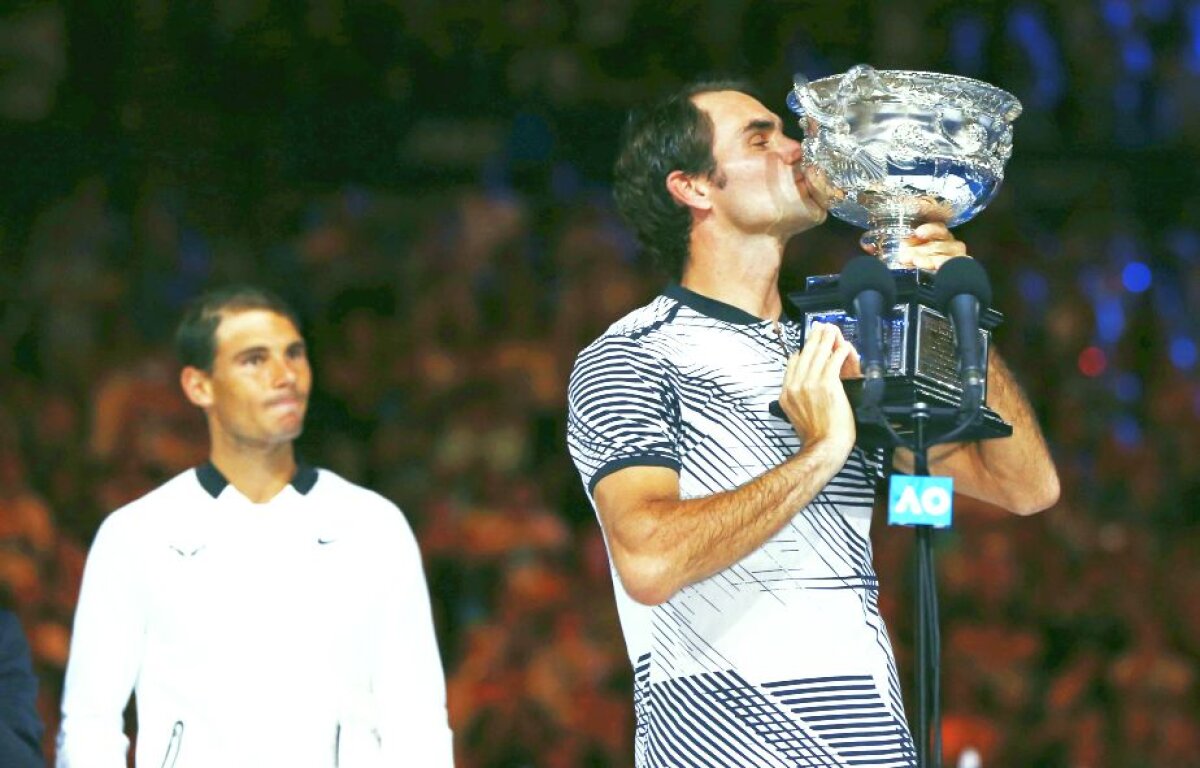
[787,65,1021,267]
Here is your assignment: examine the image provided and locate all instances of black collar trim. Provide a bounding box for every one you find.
[195,462,227,498]
[195,460,319,499]
[292,461,318,494]
[664,283,771,326]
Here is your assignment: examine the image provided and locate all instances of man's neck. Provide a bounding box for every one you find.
[680,231,785,320]
[209,442,297,504]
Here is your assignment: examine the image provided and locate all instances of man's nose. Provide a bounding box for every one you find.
[270,356,297,385]
[783,136,804,164]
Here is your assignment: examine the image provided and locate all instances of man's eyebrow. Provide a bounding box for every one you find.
[234,340,305,355]
[741,117,781,135]
[233,345,268,360]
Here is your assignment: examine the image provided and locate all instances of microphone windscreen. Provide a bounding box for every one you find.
[933,257,993,312]
[838,255,897,311]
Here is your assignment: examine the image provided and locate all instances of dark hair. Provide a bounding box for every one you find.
[613,78,758,278]
[174,285,302,371]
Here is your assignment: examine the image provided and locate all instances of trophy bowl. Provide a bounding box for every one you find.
[787,65,1021,265]
[782,65,1022,447]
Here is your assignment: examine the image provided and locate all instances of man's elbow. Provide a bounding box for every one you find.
[1007,468,1061,516]
[614,552,681,606]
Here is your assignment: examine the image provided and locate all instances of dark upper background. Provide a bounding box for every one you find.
[1,1,1197,766]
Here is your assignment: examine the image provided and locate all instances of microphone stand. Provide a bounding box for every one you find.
[857,397,984,768]
[817,254,994,767]
[909,402,939,768]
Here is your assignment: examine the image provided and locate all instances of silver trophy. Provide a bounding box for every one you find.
[782,65,1022,446]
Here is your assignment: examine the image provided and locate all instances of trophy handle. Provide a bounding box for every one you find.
[835,64,884,113]
[789,74,845,132]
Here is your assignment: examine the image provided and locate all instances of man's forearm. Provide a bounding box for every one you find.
[971,349,1060,511]
[604,437,853,605]
[903,349,1059,514]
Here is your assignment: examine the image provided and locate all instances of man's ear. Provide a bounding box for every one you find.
[180,366,213,408]
[666,170,713,212]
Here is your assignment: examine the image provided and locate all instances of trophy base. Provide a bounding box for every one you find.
[845,376,1014,450]
[784,268,1013,450]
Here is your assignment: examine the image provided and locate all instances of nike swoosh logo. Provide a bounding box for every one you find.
[317,537,336,545]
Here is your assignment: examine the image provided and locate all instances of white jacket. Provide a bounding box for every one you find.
[57,466,454,767]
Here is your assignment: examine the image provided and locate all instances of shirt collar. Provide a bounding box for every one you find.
[195,460,318,499]
[664,282,774,326]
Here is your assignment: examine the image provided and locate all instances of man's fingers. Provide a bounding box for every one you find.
[784,323,845,412]
[783,348,803,389]
[891,223,969,271]
[911,222,952,242]
[839,342,863,379]
[794,322,838,378]
[822,342,854,380]
[896,246,969,271]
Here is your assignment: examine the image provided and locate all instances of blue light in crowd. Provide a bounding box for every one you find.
[1122,36,1154,75]
[1191,3,1200,73]
[1007,5,1065,108]
[1121,261,1152,292]
[1101,0,1135,31]
[1169,337,1198,370]
[1096,297,1125,344]
[1113,372,1142,403]
[1112,413,1143,450]
[949,14,988,75]
[1017,269,1049,306]
[1142,0,1173,23]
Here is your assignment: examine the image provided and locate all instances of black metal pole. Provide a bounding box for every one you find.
[910,402,941,768]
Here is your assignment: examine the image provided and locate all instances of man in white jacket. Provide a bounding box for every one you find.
[57,285,454,767]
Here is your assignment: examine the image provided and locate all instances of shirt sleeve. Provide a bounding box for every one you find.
[0,611,44,768]
[567,334,682,494]
[368,507,455,766]
[56,514,144,768]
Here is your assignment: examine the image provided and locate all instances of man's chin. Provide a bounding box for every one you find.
[272,415,306,443]
[784,209,827,237]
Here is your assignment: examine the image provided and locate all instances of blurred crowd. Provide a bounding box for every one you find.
[2,0,1199,766]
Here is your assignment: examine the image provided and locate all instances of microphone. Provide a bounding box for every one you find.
[932,257,993,418]
[766,256,895,423]
[838,255,897,410]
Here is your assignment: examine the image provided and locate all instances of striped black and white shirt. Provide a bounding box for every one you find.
[568,284,916,768]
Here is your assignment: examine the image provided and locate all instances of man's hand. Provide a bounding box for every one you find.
[779,322,856,454]
[866,222,968,271]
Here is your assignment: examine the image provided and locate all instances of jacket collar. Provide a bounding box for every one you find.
[195,460,318,499]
